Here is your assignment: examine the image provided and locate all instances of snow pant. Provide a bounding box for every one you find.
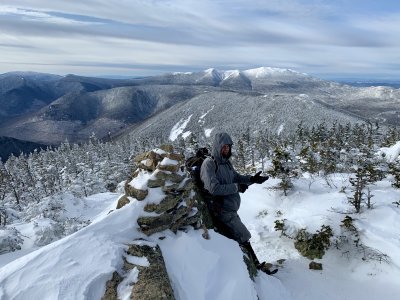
[211,210,251,244]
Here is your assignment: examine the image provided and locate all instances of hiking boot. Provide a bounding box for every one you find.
[257,262,278,275]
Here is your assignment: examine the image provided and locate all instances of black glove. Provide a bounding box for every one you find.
[250,171,269,184]
[238,183,248,193]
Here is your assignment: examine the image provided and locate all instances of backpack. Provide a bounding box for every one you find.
[185,147,217,191]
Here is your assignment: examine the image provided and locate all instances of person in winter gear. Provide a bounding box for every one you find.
[200,132,276,275]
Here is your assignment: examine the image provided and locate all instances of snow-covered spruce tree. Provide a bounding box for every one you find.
[3,155,24,208]
[297,144,321,189]
[294,225,333,260]
[348,161,381,213]
[347,169,365,213]
[338,215,390,263]
[236,139,246,172]
[268,145,298,196]
[382,126,400,147]
[255,130,270,172]
[188,133,199,153]
[242,127,255,168]
[388,162,400,188]
[295,121,306,148]
[0,227,23,254]
[0,161,7,202]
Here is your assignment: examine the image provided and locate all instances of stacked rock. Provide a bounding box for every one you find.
[103,145,210,299]
[124,145,201,236]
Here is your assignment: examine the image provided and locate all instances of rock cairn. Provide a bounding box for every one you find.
[104,145,204,300]
[127,145,201,235]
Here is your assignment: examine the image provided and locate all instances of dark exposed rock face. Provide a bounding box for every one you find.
[128,244,175,300]
[101,272,123,300]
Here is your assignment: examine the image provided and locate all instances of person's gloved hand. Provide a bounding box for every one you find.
[250,171,269,184]
[238,183,248,193]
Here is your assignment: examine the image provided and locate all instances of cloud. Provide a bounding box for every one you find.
[0,1,399,78]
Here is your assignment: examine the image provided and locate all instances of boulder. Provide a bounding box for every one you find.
[309,261,323,270]
[116,195,130,209]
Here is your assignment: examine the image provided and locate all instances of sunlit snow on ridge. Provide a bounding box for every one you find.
[169,114,192,141]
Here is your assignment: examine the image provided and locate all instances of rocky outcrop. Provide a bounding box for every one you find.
[127,243,174,300]
[101,272,123,300]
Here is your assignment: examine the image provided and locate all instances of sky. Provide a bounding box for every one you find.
[1,0,400,79]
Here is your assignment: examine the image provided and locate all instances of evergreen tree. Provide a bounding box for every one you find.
[255,130,270,171]
[268,145,297,196]
[236,139,246,171]
[388,163,400,188]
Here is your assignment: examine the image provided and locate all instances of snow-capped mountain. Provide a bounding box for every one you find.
[1,67,400,150]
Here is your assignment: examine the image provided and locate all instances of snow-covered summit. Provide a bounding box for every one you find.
[202,68,223,81]
[222,69,241,80]
[195,66,308,84]
[243,67,305,78]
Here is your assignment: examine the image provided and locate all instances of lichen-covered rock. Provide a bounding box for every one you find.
[176,178,191,192]
[154,170,185,183]
[130,244,175,300]
[134,151,163,171]
[101,271,123,300]
[158,163,180,173]
[137,214,174,236]
[133,152,147,163]
[137,158,158,172]
[116,195,130,209]
[309,261,323,270]
[125,183,148,201]
[147,178,165,188]
[170,210,201,232]
[144,194,182,214]
[159,144,174,153]
[161,183,181,194]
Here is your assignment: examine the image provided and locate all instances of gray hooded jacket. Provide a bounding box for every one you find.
[200,132,251,213]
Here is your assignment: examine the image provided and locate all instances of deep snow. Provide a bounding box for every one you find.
[1,143,400,299]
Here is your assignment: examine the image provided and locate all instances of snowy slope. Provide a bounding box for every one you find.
[1,145,400,299]
[0,191,287,300]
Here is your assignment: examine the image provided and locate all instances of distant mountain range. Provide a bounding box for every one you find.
[0,67,399,160]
